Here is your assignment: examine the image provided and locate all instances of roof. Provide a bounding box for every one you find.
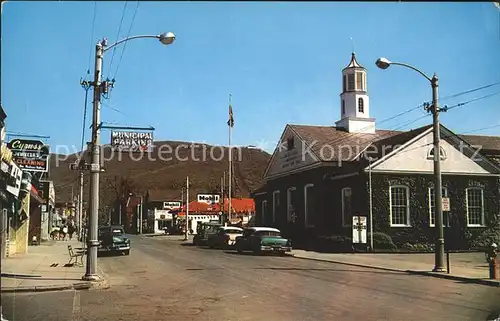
[343,52,365,70]
[248,227,280,232]
[289,123,500,164]
[458,134,500,153]
[290,124,401,162]
[220,226,243,231]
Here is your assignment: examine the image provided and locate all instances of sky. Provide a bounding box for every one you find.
[1,1,500,154]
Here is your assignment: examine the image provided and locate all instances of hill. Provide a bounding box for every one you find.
[49,140,271,210]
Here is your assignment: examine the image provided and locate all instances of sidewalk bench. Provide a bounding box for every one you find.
[67,245,85,267]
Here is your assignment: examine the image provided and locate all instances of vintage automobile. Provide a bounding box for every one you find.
[207,226,244,249]
[98,225,131,255]
[234,227,292,255]
[192,222,222,246]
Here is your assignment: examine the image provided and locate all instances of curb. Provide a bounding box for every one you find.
[0,282,92,293]
[292,255,500,287]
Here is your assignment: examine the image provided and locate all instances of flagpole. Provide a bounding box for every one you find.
[228,94,233,225]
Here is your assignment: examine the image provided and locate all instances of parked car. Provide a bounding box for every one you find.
[98,225,130,255]
[234,227,292,255]
[207,226,244,249]
[192,222,222,246]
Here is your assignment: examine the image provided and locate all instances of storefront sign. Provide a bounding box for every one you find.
[6,161,22,197]
[7,139,49,172]
[163,201,181,210]
[1,143,13,163]
[110,131,153,152]
[197,194,220,204]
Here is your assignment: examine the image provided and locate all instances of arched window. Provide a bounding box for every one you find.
[427,146,447,160]
[358,98,364,113]
[342,100,346,115]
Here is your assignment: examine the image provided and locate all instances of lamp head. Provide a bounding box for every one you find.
[159,32,175,45]
[375,57,392,70]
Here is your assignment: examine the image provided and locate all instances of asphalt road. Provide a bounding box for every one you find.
[2,235,500,321]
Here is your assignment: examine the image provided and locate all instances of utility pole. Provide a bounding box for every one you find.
[78,78,91,242]
[184,176,189,241]
[428,73,446,273]
[368,158,373,252]
[220,175,224,224]
[83,39,107,282]
[375,58,446,273]
[139,196,143,234]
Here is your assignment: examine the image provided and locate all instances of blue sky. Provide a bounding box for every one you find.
[2,1,499,154]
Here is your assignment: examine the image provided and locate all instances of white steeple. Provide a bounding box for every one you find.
[335,53,375,134]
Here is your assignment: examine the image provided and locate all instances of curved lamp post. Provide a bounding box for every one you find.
[375,57,446,273]
[83,32,175,281]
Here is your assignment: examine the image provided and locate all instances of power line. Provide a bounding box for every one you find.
[113,0,140,80]
[87,1,97,73]
[439,81,500,101]
[462,123,500,135]
[325,84,500,152]
[56,176,80,189]
[445,91,500,111]
[107,1,128,79]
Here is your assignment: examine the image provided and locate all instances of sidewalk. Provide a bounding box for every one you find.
[1,239,108,293]
[292,250,500,287]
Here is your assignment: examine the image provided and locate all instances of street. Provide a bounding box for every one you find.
[2,235,500,321]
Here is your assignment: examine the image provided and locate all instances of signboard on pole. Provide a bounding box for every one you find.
[110,131,153,152]
[7,139,49,172]
[197,194,220,204]
[442,197,450,211]
[163,201,181,210]
[352,216,367,244]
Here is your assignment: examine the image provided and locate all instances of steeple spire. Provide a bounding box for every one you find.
[343,52,365,70]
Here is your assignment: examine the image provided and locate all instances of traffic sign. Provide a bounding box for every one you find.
[352,216,367,244]
[442,197,450,211]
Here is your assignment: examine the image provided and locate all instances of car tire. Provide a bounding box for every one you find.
[124,250,130,255]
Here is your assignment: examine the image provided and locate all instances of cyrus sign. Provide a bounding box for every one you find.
[7,139,49,172]
[110,131,153,152]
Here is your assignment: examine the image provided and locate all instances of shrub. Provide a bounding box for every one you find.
[314,235,353,253]
[470,229,500,249]
[401,242,434,252]
[368,232,397,250]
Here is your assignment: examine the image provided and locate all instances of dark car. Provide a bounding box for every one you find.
[98,225,130,255]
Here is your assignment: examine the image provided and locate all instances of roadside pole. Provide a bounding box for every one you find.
[184,176,189,241]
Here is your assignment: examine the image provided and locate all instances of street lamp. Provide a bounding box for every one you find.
[375,57,446,273]
[83,32,175,282]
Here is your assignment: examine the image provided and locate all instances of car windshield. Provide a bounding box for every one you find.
[112,229,124,235]
[224,229,242,234]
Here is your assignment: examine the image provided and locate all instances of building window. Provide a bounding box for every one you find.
[342,100,346,115]
[341,187,352,226]
[389,186,410,227]
[347,73,355,91]
[287,187,297,222]
[272,190,280,223]
[427,146,447,160]
[358,98,364,113]
[343,75,346,92]
[304,184,315,228]
[261,200,267,224]
[356,72,364,91]
[428,187,450,227]
[466,188,484,226]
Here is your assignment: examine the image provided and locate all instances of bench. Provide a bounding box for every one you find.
[67,245,85,267]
